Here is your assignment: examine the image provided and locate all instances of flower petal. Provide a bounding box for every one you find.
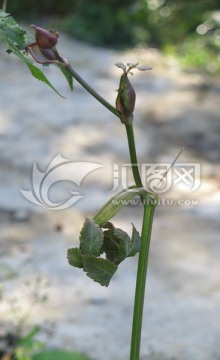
[27,44,60,64]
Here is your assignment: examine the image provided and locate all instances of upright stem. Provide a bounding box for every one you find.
[130,201,157,360]
[65,63,121,118]
[64,58,156,360]
[125,123,143,188]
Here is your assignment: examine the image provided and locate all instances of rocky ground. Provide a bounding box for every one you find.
[0,32,219,360]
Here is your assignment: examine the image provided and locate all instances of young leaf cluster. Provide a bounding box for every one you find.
[0,10,30,49]
[67,218,141,287]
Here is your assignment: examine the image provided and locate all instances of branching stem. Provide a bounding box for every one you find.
[65,63,121,118]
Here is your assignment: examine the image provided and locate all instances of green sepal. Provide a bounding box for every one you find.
[83,255,118,287]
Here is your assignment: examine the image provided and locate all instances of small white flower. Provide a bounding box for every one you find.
[136,65,153,71]
[115,62,126,70]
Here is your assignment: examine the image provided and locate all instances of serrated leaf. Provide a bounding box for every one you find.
[113,228,131,262]
[0,10,27,49]
[102,223,141,264]
[58,65,74,91]
[26,62,65,98]
[80,218,103,257]
[103,230,120,264]
[67,248,83,268]
[117,225,141,260]
[83,255,117,287]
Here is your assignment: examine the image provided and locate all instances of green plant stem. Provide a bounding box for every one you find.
[125,122,143,188]
[130,200,157,360]
[65,63,121,118]
[64,54,155,360]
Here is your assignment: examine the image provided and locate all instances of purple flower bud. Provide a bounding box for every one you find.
[26,25,68,65]
[31,25,59,49]
[27,43,60,64]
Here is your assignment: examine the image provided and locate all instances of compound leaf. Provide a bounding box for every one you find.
[67,248,83,268]
[80,218,103,257]
[0,10,28,49]
[83,255,117,287]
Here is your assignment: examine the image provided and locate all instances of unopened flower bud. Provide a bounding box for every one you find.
[116,73,136,124]
[31,25,59,49]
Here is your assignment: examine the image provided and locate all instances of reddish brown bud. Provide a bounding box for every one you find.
[116,73,136,124]
[31,25,59,49]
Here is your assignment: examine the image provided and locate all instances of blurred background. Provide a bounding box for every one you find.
[6,0,220,73]
[0,1,220,360]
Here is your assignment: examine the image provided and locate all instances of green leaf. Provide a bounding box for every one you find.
[117,224,141,261]
[32,350,90,360]
[102,223,141,264]
[0,10,28,49]
[115,228,132,262]
[67,248,84,268]
[26,62,65,98]
[103,230,120,264]
[83,255,117,287]
[80,218,103,257]
[58,65,74,91]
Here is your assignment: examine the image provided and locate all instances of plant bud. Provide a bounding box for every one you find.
[31,25,59,49]
[116,73,136,124]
